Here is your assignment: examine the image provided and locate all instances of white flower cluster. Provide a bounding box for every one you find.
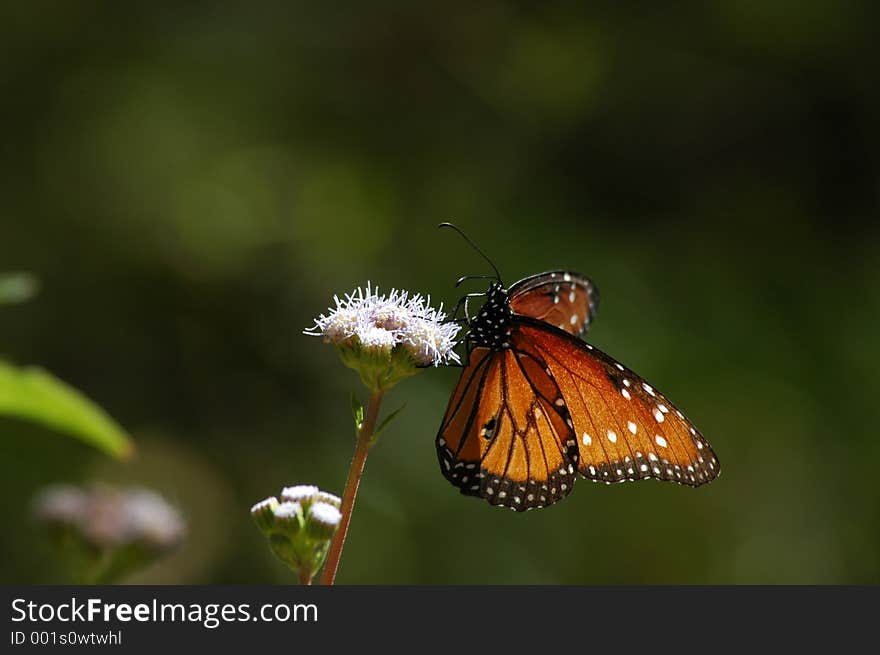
[304,283,461,366]
[32,484,185,551]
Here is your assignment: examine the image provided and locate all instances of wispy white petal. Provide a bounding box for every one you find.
[305,283,460,366]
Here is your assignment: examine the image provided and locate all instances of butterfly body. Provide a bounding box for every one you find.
[437,270,719,512]
[467,282,514,350]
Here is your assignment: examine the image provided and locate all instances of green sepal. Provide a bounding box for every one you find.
[336,343,420,393]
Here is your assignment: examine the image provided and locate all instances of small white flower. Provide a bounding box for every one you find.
[401,315,460,368]
[305,282,460,367]
[357,325,397,352]
[126,489,187,546]
[319,306,361,343]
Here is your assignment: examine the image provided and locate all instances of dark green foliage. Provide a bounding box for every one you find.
[1,2,879,584]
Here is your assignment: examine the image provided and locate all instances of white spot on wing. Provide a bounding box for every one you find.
[607,430,617,443]
[655,435,668,448]
[627,421,637,435]
[582,432,592,446]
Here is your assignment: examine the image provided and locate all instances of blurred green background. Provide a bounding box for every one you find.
[2,2,879,584]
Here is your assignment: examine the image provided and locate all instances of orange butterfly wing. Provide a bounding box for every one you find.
[436,346,579,511]
[514,318,720,486]
[509,271,599,337]
[437,273,718,511]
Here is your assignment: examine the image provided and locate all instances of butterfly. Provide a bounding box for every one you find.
[436,224,720,511]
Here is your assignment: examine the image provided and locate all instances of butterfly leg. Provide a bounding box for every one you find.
[462,293,485,322]
[450,292,486,323]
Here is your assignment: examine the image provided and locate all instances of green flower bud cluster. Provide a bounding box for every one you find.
[250,485,342,582]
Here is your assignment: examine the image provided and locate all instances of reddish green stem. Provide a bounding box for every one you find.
[320,390,383,585]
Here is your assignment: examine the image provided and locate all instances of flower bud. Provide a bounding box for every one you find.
[251,484,343,583]
[304,502,342,541]
[250,497,279,534]
[312,491,342,509]
[280,485,319,504]
[272,501,304,537]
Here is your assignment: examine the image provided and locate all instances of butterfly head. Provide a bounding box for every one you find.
[468,282,513,350]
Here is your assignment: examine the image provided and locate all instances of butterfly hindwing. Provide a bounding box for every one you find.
[514,318,720,487]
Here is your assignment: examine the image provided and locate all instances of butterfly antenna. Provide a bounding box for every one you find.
[438,222,502,282]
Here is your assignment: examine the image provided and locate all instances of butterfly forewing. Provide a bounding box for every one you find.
[515,318,720,486]
[509,270,599,337]
[437,348,494,466]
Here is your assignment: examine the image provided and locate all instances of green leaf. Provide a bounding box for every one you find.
[0,360,133,459]
[371,402,406,444]
[350,391,364,432]
[0,272,39,305]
